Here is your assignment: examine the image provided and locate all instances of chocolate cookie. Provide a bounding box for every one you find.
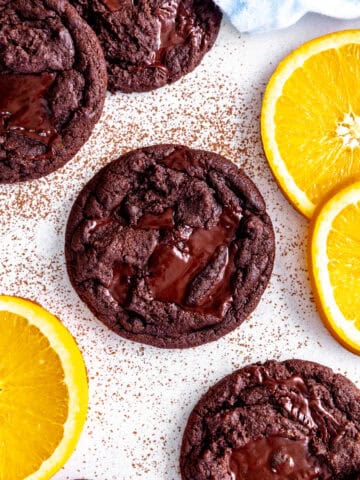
[0,0,107,183]
[181,359,360,479]
[65,145,275,348]
[69,0,222,93]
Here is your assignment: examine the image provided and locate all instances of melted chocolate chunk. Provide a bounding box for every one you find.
[181,360,360,479]
[109,263,134,304]
[248,367,347,442]
[229,436,331,480]
[149,1,202,69]
[156,1,188,52]
[146,207,240,317]
[69,0,222,93]
[266,375,318,430]
[0,74,60,152]
[138,208,175,229]
[102,0,123,11]
[66,145,275,348]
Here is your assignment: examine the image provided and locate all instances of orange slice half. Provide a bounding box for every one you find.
[0,296,88,479]
[310,182,360,354]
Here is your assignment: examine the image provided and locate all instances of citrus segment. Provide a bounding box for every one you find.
[310,182,360,354]
[262,30,360,218]
[0,296,88,480]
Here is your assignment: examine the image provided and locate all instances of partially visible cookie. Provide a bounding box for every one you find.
[65,144,275,348]
[181,359,360,479]
[69,0,222,93]
[0,0,107,183]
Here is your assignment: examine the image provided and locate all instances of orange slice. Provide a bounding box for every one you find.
[0,296,88,479]
[261,30,360,218]
[310,182,360,354]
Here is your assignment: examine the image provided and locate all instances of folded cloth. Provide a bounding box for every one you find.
[215,0,360,33]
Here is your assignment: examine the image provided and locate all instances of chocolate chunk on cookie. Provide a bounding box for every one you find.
[0,0,107,183]
[69,0,222,93]
[181,359,360,479]
[65,145,275,348]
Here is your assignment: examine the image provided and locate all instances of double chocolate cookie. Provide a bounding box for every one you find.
[65,145,275,348]
[0,0,107,183]
[69,0,222,93]
[181,359,360,479]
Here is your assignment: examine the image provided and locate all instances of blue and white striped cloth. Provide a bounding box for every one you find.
[215,0,360,33]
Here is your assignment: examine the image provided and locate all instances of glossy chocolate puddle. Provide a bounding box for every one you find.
[0,73,60,154]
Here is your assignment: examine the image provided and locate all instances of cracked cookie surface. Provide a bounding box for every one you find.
[181,359,360,479]
[0,0,107,183]
[69,0,222,93]
[65,145,275,348]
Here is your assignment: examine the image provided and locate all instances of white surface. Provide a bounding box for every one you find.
[1,13,360,480]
